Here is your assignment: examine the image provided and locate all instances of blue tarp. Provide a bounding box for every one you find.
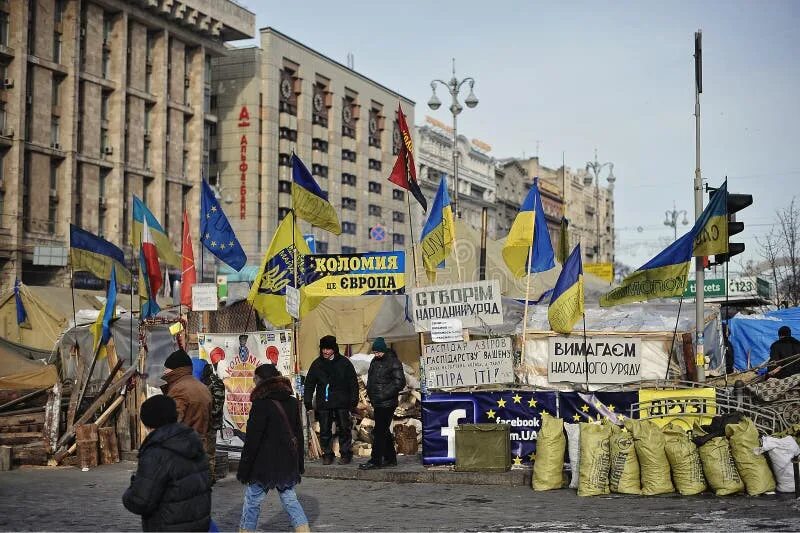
[728,307,800,371]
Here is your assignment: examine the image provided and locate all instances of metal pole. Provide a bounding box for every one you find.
[479,207,488,280]
[596,179,600,261]
[452,109,459,219]
[694,30,705,382]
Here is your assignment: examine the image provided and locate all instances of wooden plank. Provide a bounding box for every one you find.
[54,395,125,464]
[0,388,49,412]
[56,365,136,449]
[0,412,46,427]
[76,423,98,469]
[0,432,43,445]
[43,382,61,454]
[65,342,86,432]
[0,445,10,471]
[98,426,119,464]
[11,444,47,466]
[115,407,131,453]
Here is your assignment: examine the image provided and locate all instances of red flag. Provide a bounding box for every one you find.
[142,217,162,296]
[388,103,427,212]
[181,211,196,306]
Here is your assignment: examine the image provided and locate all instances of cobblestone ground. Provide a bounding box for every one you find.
[1,462,800,532]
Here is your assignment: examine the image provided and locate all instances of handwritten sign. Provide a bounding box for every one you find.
[411,279,503,332]
[548,336,642,384]
[423,337,513,389]
[285,286,299,319]
[191,283,218,311]
[638,388,717,429]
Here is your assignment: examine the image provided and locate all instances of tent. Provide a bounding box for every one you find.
[728,307,800,371]
[0,342,58,390]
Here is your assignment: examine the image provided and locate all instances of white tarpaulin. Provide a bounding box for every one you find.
[548,336,643,384]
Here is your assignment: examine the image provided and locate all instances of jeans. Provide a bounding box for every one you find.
[316,408,353,457]
[240,482,308,531]
[370,405,396,465]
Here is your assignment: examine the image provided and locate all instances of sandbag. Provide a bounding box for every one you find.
[756,435,800,493]
[663,423,706,495]
[695,426,744,496]
[565,422,581,489]
[725,418,776,495]
[625,419,674,495]
[608,424,641,494]
[532,413,566,491]
[577,422,611,497]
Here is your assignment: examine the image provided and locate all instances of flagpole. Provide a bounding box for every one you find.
[405,195,422,287]
[520,241,535,364]
[667,297,684,381]
[290,210,300,376]
[69,267,77,328]
[582,312,589,390]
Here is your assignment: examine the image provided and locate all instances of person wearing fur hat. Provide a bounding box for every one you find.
[303,335,359,465]
[123,395,212,531]
[161,349,212,438]
[237,364,309,532]
[359,337,406,470]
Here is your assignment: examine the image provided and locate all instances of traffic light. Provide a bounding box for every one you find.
[709,186,752,265]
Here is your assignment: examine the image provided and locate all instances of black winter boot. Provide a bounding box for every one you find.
[322,454,334,465]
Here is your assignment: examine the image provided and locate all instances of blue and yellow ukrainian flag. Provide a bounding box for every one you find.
[420,175,455,282]
[600,230,694,307]
[692,180,728,257]
[292,154,341,235]
[502,178,556,277]
[548,244,584,333]
[90,266,118,359]
[130,196,181,267]
[70,224,132,285]
[247,212,323,327]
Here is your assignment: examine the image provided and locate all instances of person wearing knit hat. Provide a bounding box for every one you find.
[304,335,359,465]
[359,337,406,470]
[161,349,213,439]
[123,394,212,531]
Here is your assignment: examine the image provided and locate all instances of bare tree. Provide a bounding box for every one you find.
[756,229,784,306]
[777,197,800,306]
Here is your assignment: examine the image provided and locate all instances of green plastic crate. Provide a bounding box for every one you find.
[454,423,512,472]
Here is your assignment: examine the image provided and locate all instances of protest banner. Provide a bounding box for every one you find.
[303,251,405,296]
[548,336,642,384]
[638,388,716,429]
[423,337,514,389]
[197,330,293,454]
[411,279,503,332]
[422,390,557,465]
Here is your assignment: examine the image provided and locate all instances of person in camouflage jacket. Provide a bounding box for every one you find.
[201,361,226,483]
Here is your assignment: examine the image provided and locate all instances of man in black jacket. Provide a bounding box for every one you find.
[769,326,800,379]
[123,395,211,532]
[304,335,359,465]
[360,337,406,470]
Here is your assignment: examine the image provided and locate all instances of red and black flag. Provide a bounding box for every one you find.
[388,103,427,213]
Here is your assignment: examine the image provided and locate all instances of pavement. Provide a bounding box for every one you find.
[2,461,800,532]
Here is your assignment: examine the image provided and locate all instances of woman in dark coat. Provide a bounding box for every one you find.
[237,364,309,532]
[122,395,211,532]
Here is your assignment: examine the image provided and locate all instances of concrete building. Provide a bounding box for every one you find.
[211,28,415,260]
[0,0,254,288]
[414,116,496,237]
[496,156,615,266]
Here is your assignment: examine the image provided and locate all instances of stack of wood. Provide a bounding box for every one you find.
[0,385,64,470]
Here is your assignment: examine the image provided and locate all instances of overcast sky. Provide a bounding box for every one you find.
[235,0,800,273]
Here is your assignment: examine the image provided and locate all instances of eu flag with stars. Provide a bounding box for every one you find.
[200,179,247,271]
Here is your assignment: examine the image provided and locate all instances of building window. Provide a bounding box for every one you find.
[342,197,356,210]
[368,181,382,194]
[368,158,382,171]
[0,151,5,227]
[27,0,36,54]
[341,173,356,186]
[392,211,405,223]
[24,68,33,141]
[279,68,298,116]
[73,168,82,227]
[52,76,61,107]
[144,105,152,133]
[278,153,291,167]
[279,127,297,141]
[0,102,6,133]
[48,161,58,234]
[22,152,30,231]
[368,204,381,217]
[342,95,356,138]
[312,82,329,127]
[98,171,108,236]
[102,49,111,78]
[342,245,356,254]
[0,11,8,47]
[52,33,62,64]
[50,117,59,147]
[145,33,154,93]
[54,0,64,23]
[341,149,356,163]
[342,222,357,235]
[122,176,130,238]
[278,180,291,193]
[368,108,382,148]
[393,233,405,246]
[278,207,291,221]
[183,51,191,104]
[312,137,328,153]
[317,241,328,254]
[393,189,405,201]
[311,164,328,179]
[143,141,151,170]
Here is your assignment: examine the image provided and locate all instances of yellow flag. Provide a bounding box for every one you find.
[248,213,323,327]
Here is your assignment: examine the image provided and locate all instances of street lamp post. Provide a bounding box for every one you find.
[664,204,689,241]
[427,58,478,218]
[584,151,616,262]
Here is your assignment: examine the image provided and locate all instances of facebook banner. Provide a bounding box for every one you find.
[422,390,557,466]
[558,391,639,425]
